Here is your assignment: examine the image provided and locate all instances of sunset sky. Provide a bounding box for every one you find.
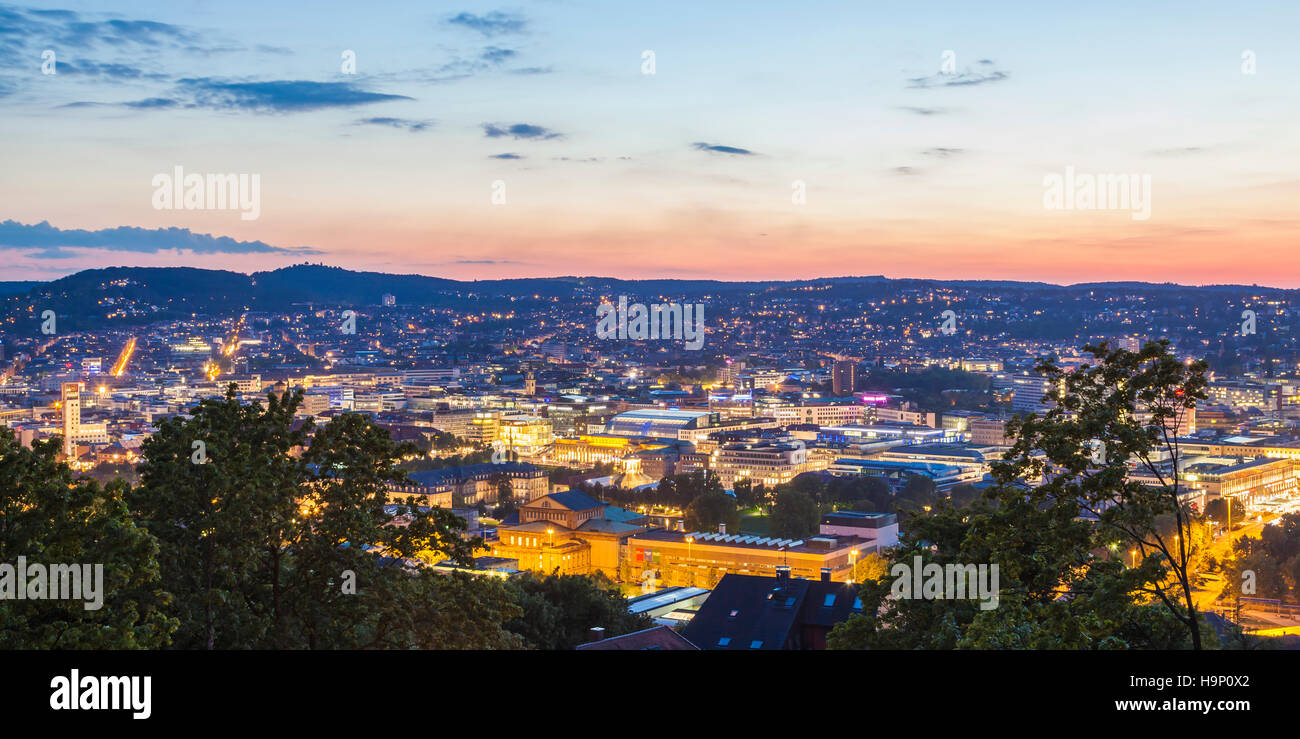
[1,1,1298,285]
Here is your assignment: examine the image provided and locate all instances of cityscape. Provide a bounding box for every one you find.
[1,0,1296,723]
[4,265,1300,651]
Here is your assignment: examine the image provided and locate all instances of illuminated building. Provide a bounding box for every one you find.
[492,491,646,577]
[387,462,550,507]
[60,381,80,458]
[831,360,856,395]
[826,457,966,490]
[498,415,554,456]
[627,529,872,584]
[713,438,809,488]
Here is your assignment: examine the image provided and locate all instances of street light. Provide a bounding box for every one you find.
[849,549,859,584]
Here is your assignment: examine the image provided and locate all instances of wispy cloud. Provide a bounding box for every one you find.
[483,122,562,140]
[445,11,527,36]
[489,152,524,159]
[0,220,320,258]
[921,147,964,158]
[908,64,1009,89]
[176,78,412,112]
[354,116,433,132]
[899,106,948,116]
[691,142,756,156]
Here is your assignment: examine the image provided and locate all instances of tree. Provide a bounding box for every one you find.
[948,483,981,509]
[0,429,175,649]
[131,386,479,649]
[895,476,938,515]
[684,491,740,534]
[1203,497,1246,530]
[504,572,651,649]
[770,489,820,539]
[850,552,890,584]
[830,340,1216,651]
[732,478,770,511]
[995,339,1210,649]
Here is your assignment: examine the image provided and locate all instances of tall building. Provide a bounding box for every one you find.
[61,381,81,458]
[381,293,396,306]
[831,360,856,396]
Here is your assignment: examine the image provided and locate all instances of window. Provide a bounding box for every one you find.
[749,640,763,649]
[727,609,739,621]
[823,594,836,607]
[717,637,730,647]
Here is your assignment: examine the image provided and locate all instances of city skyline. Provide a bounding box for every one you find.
[2,1,1299,285]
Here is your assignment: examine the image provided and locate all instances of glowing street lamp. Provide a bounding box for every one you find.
[849,549,859,584]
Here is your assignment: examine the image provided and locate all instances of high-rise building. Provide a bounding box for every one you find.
[381,293,396,306]
[61,381,81,458]
[832,360,856,396]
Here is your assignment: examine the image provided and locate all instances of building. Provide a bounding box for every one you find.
[827,457,967,490]
[713,437,808,489]
[680,570,864,650]
[388,462,549,507]
[819,511,899,549]
[604,408,717,439]
[491,491,647,577]
[831,360,856,395]
[575,625,699,650]
[879,443,991,483]
[969,416,1014,446]
[1010,375,1057,414]
[61,381,80,458]
[381,293,396,306]
[626,529,872,584]
[498,415,554,456]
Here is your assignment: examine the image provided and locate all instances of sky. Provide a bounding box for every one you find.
[1,1,1298,286]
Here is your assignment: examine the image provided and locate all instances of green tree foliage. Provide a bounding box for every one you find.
[830,341,1215,650]
[997,340,1209,648]
[684,491,740,534]
[1202,497,1246,527]
[504,572,651,649]
[131,387,484,649]
[0,429,176,648]
[895,476,938,515]
[770,489,821,539]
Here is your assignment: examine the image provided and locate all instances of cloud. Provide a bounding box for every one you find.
[176,78,412,112]
[899,106,948,116]
[0,220,320,257]
[482,122,562,140]
[354,116,433,132]
[123,97,179,109]
[908,65,1009,89]
[480,46,517,64]
[489,152,524,159]
[892,166,919,175]
[921,147,964,158]
[1150,146,1207,156]
[445,11,527,36]
[691,142,756,156]
[55,60,165,80]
